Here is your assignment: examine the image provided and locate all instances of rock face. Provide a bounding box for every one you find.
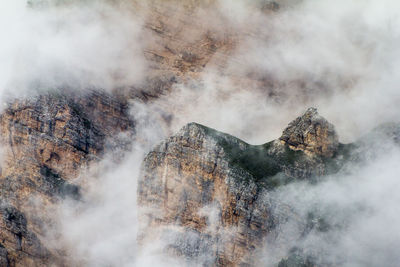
[138,108,345,266]
[0,204,49,266]
[0,91,134,266]
[139,123,269,266]
[279,107,339,157]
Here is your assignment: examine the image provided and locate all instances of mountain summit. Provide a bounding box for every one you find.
[138,108,346,266]
[280,107,339,157]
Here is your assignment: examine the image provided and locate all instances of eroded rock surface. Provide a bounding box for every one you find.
[138,108,348,266]
[0,91,134,266]
[139,123,268,266]
[279,107,339,157]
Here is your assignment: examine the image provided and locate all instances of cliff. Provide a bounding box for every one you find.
[138,108,355,266]
[0,95,396,266]
[0,91,133,266]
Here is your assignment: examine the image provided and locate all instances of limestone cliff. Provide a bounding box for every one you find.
[0,91,133,266]
[138,108,352,266]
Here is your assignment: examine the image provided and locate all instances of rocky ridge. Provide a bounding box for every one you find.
[138,107,400,266]
[138,108,353,266]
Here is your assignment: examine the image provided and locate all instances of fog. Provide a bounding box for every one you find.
[0,0,145,104]
[2,0,400,266]
[134,0,400,145]
[261,138,400,266]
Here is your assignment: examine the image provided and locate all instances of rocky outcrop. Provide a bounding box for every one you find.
[139,122,267,266]
[0,91,134,265]
[279,107,339,157]
[138,108,349,266]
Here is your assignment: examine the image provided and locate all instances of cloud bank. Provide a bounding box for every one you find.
[0,0,145,104]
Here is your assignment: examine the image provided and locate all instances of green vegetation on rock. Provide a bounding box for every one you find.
[189,119,359,190]
[196,123,313,189]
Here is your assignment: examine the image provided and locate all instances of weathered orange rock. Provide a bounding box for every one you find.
[139,123,272,266]
[0,91,134,266]
[279,107,339,157]
[138,109,346,266]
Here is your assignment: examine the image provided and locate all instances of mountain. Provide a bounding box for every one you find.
[137,108,381,266]
[0,94,397,266]
[0,1,399,266]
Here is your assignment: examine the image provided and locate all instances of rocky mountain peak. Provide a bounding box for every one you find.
[279,107,339,157]
[139,107,399,266]
[138,110,347,266]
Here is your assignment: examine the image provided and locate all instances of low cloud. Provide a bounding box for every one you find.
[261,138,400,266]
[0,0,146,104]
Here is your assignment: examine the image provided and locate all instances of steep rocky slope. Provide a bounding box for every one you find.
[0,91,133,266]
[138,106,400,266]
[138,108,355,266]
[130,0,291,102]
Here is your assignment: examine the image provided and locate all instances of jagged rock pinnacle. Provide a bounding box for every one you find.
[279,107,339,157]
